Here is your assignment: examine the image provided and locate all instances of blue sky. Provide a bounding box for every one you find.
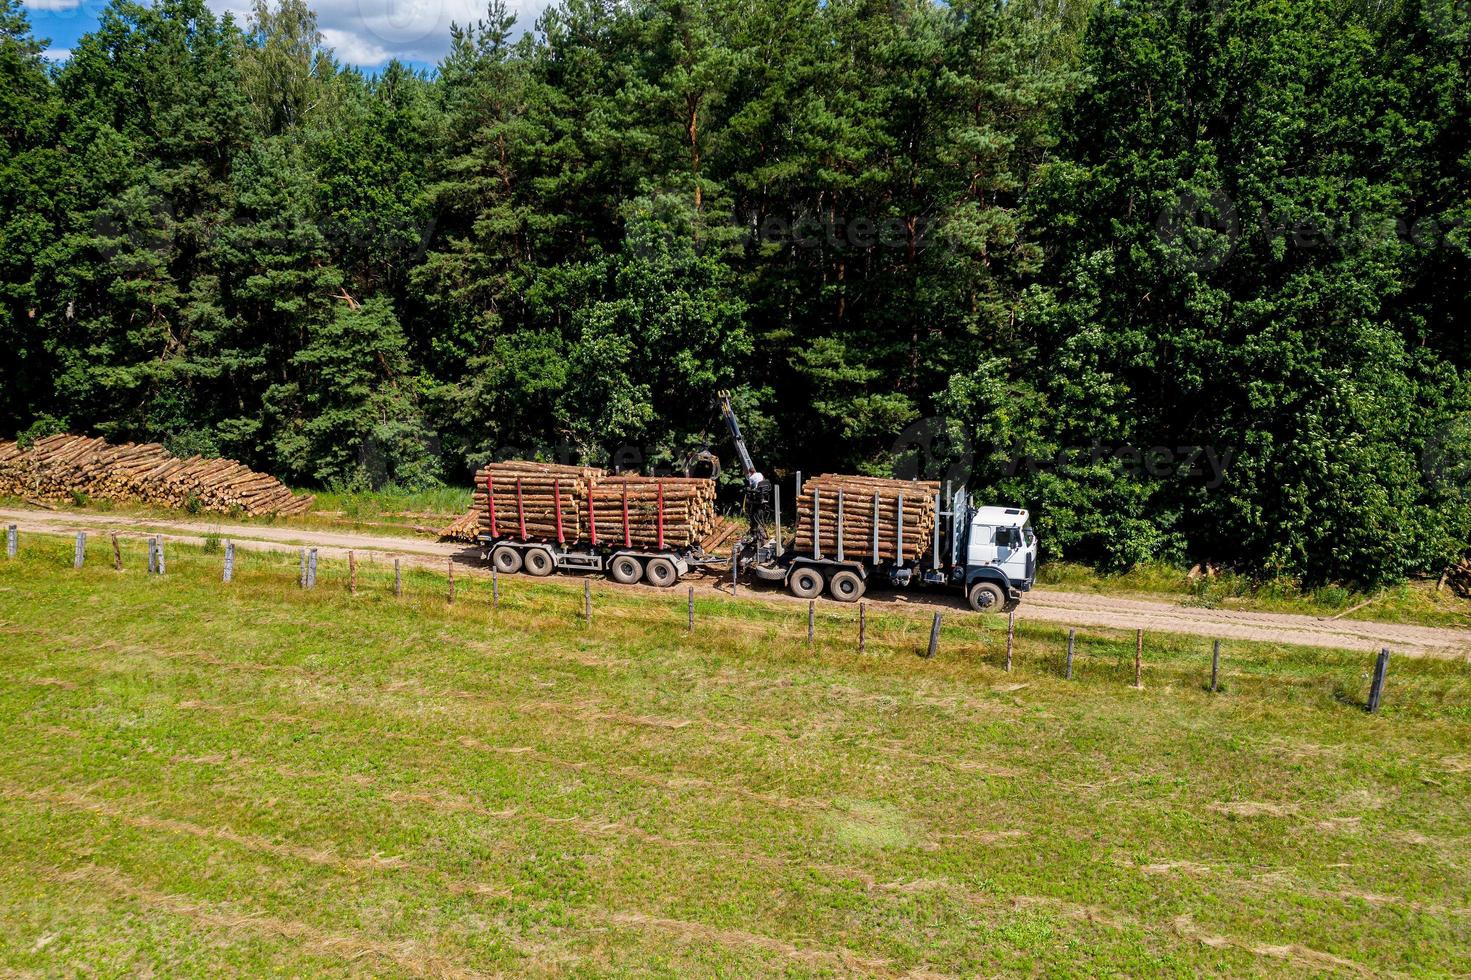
[24,0,547,70]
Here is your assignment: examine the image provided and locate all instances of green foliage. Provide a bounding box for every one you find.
[1015,0,1471,585]
[16,415,67,448]
[0,0,1468,588]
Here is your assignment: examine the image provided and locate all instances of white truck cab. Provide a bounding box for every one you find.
[962,506,1037,612]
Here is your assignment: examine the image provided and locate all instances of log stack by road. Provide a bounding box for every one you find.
[472,461,719,550]
[0,434,313,516]
[437,508,482,543]
[792,474,940,562]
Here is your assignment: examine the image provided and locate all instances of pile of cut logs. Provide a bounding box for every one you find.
[437,509,482,543]
[0,434,313,516]
[792,473,941,562]
[471,461,719,550]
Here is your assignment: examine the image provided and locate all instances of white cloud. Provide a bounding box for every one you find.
[23,0,85,10]
[41,46,72,60]
[319,25,391,66]
[212,0,548,67]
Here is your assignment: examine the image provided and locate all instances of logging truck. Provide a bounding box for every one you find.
[686,392,1037,612]
[747,491,1037,612]
[475,394,1039,613]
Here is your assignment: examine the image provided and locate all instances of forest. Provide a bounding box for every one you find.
[1,0,1468,585]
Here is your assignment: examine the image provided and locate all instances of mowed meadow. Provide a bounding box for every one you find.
[2,534,1469,975]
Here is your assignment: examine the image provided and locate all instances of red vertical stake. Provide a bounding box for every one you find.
[622,484,631,547]
[554,478,565,544]
[516,477,526,539]
[487,473,498,537]
[588,483,597,546]
[657,481,665,550]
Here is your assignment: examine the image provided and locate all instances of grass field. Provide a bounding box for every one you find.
[2,534,1470,975]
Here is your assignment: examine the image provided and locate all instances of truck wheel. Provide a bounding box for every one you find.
[609,554,642,585]
[968,581,1005,612]
[788,566,824,599]
[523,546,556,577]
[491,545,523,574]
[828,569,865,603]
[644,556,678,588]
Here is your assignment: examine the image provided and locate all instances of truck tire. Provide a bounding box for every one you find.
[828,569,865,603]
[523,546,556,577]
[644,556,678,588]
[491,545,523,574]
[967,581,1005,612]
[609,554,642,585]
[788,566,823,599]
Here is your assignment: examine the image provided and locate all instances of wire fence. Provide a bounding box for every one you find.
[6,524,1444,716]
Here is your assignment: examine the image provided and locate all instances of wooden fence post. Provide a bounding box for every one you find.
[147,537,157,575]
[1368,648,1390,713]
[583,578,591,625]
[1134,629,1143,688]
[1005,610,1015,672]
[223,541,235,583]
[299,548,307,588]
[1210,639,1221,693]
[1065,629,1075,680]
[687,586,694,631]
[731,545,739,595]
[5,524,14,559]
[858,601,866,653]
[807,600,815,646]
[925,612,942,659]
[393,558,402,598]
[111,533,122,571]
[73,531,85,569]
[157,538,166,575]
[447,559,455,604]
[306,548,316,589]
[349,551,357,595]
[490,565,498,607]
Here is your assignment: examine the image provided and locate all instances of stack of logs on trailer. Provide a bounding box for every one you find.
[472,461,601,542]
[0,434,313,516]
[472,461,719,550]
[792,474,941,561]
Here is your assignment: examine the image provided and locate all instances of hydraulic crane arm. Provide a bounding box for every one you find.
[718,390,764,489]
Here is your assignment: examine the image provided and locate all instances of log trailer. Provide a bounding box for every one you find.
[476,394,1038,612]
[477,475,734,588]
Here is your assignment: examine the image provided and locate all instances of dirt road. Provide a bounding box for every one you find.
[5,507,1468,658]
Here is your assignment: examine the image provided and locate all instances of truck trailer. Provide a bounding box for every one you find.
[476,393,1038,612]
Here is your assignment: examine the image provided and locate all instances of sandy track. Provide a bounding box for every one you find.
[5,507,1469,659]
